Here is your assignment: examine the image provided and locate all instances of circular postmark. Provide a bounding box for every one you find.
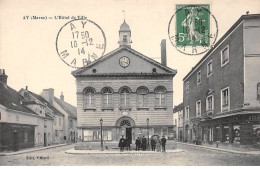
[56,18,106,68]
[168,5,218,55]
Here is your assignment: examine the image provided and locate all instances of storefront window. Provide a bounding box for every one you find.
[83,130,93,141]
[215,126,221,142]
[223,126,229,143]
[252,125,260,145]
[233,125,240,144]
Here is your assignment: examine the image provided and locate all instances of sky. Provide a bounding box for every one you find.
[0,0,259,107]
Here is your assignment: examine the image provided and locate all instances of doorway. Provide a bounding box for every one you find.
[13,131,18,151]
[126,128,132,144]
[44,133,47,147]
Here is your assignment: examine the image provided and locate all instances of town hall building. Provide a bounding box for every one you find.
[72,20,177,143]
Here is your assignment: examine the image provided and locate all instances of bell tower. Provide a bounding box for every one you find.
[118,19,132,48]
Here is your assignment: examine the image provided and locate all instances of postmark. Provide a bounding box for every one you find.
[168,4,218,55]
[56,18,106,68]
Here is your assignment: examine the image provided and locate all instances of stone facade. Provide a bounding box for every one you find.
[72,20,177,143]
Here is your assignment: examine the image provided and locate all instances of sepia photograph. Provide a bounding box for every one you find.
[0,0,259,166]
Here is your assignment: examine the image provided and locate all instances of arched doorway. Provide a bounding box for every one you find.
[185,124,190,142]
[115,116,135,143]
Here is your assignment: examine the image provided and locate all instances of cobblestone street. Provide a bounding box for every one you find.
[0,142,260,166]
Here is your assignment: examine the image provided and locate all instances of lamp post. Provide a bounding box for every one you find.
[100,118,104,151]
[146,118,149,150]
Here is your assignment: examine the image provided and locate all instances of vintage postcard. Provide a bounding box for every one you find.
[0,0,259,166]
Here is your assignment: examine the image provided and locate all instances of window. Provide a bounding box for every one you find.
[233,125,240,144]
[55,130,58,137]
[24,132,28,143]
[137,87,149,109]
[83,87,95,109]
[207,60,213,77]
[197,71,201,84]
[252,125,260,145]
[155,86,167,108]
[196,100,201,117]
[101,87,113,109]
[120,87,131,108]
[175,119,177,126]
[209,127,214,141]
[257,83,260,101]
[221,87,230,112]
[70,119,73,128]
[206,95,214,112]
[221,46,229,66]
[223,126,230,143]
[123,35,127,42]
[54,116,56,125]
[185,106,189,121]
[59,117,61,126]
[185,82,189,93]
[44,120,47,128]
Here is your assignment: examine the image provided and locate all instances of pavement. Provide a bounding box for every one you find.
[1,140,259,156]
[0,143,68,156]
[175,142,260,155]
[65,149,183,154]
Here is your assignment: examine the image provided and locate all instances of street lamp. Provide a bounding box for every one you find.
[146,118,149,150]
[100,118,104,151]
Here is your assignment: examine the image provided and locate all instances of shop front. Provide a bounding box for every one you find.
[200,113,260,149]
[0,123,35,151]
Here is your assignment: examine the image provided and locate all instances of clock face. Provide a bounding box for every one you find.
[119,56,130,68]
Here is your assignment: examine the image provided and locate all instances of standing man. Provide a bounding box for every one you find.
[118,135,126,152]
[161,136,167,152]
[142,136,147,151]
[135,137,141,151]
[151,138,156,151]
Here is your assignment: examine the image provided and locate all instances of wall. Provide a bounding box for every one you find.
[244,18,260,108]
[183,22,245,121]
[76,76,173,128]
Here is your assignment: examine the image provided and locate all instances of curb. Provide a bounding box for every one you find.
[65,149,184,155]
[0,143,69,156]
[175,142,260,155]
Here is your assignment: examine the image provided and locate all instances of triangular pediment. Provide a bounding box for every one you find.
[72,47,177,76]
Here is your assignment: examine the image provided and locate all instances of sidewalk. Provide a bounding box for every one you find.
[65,149,183,155]
[0,143,68,156]
[175,142,260,155]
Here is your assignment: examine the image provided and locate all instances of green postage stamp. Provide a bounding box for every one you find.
[168,4,218,55]
[176,4,210,47]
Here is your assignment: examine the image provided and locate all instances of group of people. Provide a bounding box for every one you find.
[150,136,166,152]
[118,135,166,152]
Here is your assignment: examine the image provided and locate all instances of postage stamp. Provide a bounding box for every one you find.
[56,18,106,68]
[168,4,218,55]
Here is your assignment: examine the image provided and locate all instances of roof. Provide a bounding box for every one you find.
[183,14,260,81]
[0,83,37,115]
[28,91,64,116]
[120,20,131,32]
[72,46,177,76]
[54,97,77,119]
[173,103,184,113]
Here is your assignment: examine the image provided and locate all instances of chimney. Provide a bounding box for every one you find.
[60,92,64,101]
[161,39,167,67]
[26,86,28,90]
[42,88,54,105]
[0,69,8,86]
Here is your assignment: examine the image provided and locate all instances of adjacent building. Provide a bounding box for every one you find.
[41,89,77,143]
[173,103,184,142]
[0,70,54,151]
[72,20,177,143]
[183,14,260,149]
[19,88,66,144]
